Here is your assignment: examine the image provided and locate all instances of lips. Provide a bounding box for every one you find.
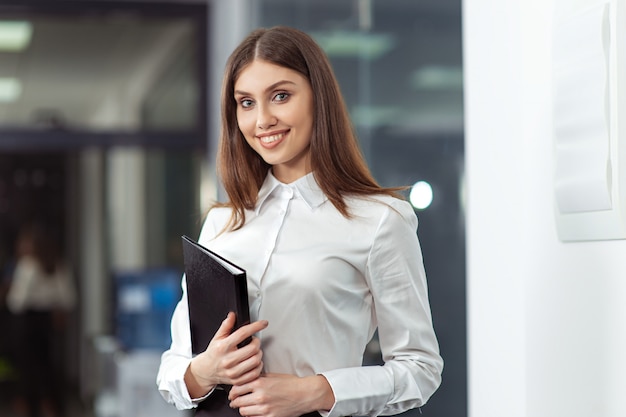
[257,130,289,147]
[260,132,284,143]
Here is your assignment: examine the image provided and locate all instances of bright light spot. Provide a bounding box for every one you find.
[0,78,21,102]
[0,21,33,51]
[409,181,433,210]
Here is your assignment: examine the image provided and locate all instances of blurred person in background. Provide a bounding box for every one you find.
[6,222,76,417]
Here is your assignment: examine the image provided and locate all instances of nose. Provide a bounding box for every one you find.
[257,104,277,130]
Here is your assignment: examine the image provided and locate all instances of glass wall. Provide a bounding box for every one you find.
[0,2,208,415]
[255,1,466,416]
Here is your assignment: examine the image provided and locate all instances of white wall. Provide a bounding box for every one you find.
[464,0,626,416]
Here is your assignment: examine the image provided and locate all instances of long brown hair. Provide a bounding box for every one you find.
[217,26,403,230]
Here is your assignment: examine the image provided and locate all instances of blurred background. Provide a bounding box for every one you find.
[0,1,464,416]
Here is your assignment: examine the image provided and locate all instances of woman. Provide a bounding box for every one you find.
[157,26,443,417]
[7,223,76,417]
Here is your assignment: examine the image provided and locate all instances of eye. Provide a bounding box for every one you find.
[239,98,254,109]
[273,92,290,102]
[237,98,254,109]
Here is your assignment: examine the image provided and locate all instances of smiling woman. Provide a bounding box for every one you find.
[157,26,443,417]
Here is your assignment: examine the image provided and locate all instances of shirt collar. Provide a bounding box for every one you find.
[255,171,327,214]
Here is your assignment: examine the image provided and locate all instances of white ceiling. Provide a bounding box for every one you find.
[0,8,196,131]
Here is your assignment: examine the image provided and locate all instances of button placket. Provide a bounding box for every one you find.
[256,189,292,308]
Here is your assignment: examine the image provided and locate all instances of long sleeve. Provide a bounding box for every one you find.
[156,215,222,410]
[156,278,198,410]
[320,200,443,417]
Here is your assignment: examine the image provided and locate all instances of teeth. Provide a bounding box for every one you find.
[260,133,284,143]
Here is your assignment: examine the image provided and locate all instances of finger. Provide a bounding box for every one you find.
[236,407,262,417]
[230,319,268,346]
[213,312,237,341]
[230,357,264,387]
[229,384,260,407]
[228,382,252,400]
[223,342,263,379]
[231,391,268,416]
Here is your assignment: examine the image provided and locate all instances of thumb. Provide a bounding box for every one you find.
[213,311,236,340]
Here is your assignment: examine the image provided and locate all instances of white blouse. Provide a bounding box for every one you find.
[157,172,443,417]
[7,255,75,314]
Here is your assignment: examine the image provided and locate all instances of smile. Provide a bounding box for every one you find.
[259,131,287,144]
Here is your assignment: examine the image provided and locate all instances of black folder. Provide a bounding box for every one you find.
[182,235,251,416]
[181,235,252,355]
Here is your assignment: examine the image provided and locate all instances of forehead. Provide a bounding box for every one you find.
[234,59,308,91]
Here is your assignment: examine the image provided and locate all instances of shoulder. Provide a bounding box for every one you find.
[10,256,41,290]
[14,256,40,275]
[346,194,418,230]
[198,206,234,243]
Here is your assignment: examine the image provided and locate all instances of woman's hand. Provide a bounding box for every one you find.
[228,373,335,417]
[184,312,268,398]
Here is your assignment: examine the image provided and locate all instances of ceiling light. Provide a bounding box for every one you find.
[411,66,463,90]
[0,78,22,102]
[0,21,33,51]
[311,31,395,60]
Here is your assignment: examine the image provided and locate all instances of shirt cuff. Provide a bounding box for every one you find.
[157,358,198,410]
[320,366,393,417]
[192,386,217,404]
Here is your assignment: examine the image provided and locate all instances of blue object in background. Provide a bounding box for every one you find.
[114,268,182,351]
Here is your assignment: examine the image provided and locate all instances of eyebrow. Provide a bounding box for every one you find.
[234,80,297,96]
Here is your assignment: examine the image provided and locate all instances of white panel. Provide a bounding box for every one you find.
[553,0,626,241]
[553,2,611,213]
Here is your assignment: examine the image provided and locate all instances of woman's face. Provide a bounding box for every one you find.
[234,59,314,183]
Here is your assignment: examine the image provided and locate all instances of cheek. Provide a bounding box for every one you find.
[242,132,256,148]
[236,110,254,135]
